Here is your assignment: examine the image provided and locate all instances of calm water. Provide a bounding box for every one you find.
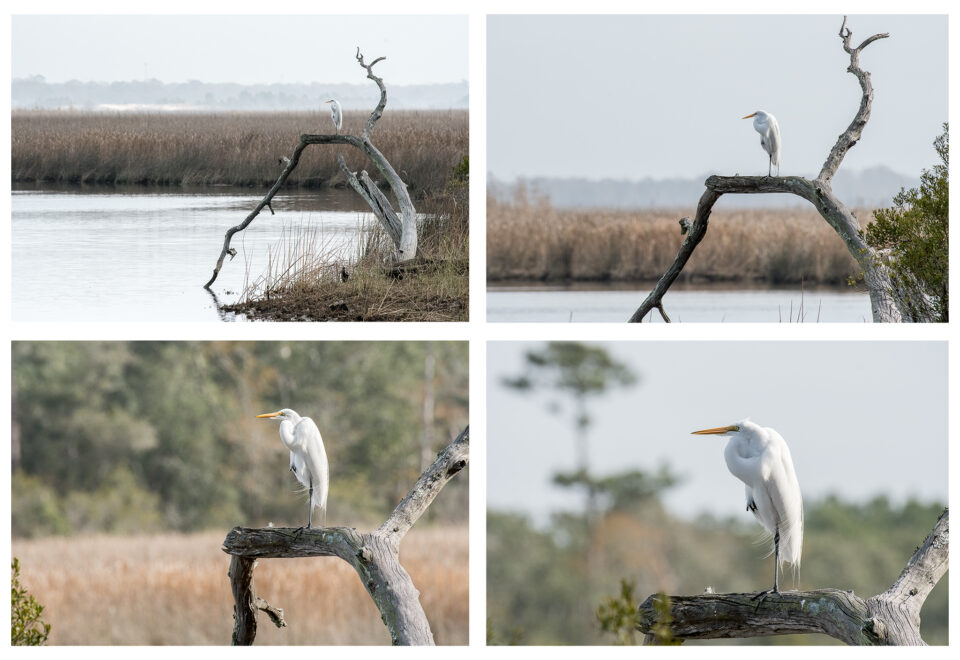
[12,188,373,321]
[487,283,873,323]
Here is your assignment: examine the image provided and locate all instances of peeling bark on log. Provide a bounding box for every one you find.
[204,49,417,289]
[629,17,905,323]
[224,426,469,646]
[637,508,947,645]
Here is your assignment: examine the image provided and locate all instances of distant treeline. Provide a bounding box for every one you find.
[487,193,864,285]
[12,76,469,111]
[12,109,468,191]
[488,495,948,645]
[12,341,468,537]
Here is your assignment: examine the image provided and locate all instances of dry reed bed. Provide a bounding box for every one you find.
[12,110,468,192]
[487,196,871,285]
[12,526,468,645]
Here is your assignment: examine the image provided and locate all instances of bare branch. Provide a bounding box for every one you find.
[222,426,468,645]
[357,48,388,140]
[256,597,286,629]
[638,590,874,645]
[228,555,259,645]
[819,16,889,182]
[637,509,948,645]
[379,426,470,543]
[204,139,310,289]
[866,508,948,645]
[628,188,719,322]
[629,175,903,323]
[204,51,421,289]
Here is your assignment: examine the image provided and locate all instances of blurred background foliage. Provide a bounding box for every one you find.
[488,490,947,646]
[12,341,468,537]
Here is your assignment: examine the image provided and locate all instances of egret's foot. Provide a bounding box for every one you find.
[751,588,779,611]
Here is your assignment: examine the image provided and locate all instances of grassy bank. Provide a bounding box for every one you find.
[224,185,469,321]
[487,194,867,285]
[12,109,467,192]
[13,526,468,645]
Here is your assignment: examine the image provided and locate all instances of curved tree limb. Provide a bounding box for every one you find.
[819,16,889,182]
[629,17,903,323]
[204,51,418,289]
[379,426,469,544]
[223,425,469,646]
[637,508,948,645]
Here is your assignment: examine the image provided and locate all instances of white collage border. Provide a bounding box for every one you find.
[2,0,957,655]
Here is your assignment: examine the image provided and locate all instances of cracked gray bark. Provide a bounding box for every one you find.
[223,426,468,645]
[637,508,948,645]
[204,48,418,289]
[629,16,905,323]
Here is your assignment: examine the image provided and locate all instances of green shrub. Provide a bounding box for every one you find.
[11,558,50,645]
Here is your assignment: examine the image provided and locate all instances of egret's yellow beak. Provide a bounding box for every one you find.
[691,425,740,435]
[742,113,757,119]
[256,411,282,419]
[325,100,334,104]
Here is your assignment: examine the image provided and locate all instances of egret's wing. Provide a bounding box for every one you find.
[295,417,330,516]
[761,439,803,566]
[768,120,782,166]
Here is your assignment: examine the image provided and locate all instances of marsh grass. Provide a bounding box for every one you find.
[12,110,467,193]
[487,193,868,285]
[227,190,468,321]
[12,525,468,645]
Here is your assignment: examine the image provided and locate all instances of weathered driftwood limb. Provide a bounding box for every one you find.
[204,49,418,289]
[223,425,469,646]
[637,508,948,645]
[629,17,904,323]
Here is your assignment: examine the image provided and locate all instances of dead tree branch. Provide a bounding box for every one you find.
[629,17,905,323]
[204,50,418,289]
[223,425,469,646]
[637,508,948,645]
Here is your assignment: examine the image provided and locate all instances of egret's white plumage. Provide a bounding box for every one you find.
[743,111,781,176]
[325,98,343,134]
[692,419,803,594]
[257,408,329,528]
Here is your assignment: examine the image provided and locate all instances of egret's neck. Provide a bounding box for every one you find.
[278,420,297,449]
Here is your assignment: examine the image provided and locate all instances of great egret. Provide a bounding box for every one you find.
[692,419,802,597]
[257,408,329,528]
[325,99,343,134]
[743,111,781,176]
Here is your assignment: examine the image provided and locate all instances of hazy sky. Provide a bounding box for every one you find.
[11,15,468,85]
[488,14,947,180]
[487,342,947,524]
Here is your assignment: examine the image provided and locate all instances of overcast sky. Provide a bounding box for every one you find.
[488,14,947,180]
[487,342,947,524]
[11,15,468,85]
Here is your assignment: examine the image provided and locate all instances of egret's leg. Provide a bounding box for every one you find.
[307,477,314,529]
[752,525,781,608]
[772,527,780,592]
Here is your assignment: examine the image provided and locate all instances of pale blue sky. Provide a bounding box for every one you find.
[488,14,947,179]
[12,15,468,85]
[487,342,948,523]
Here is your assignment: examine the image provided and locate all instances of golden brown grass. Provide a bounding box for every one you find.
[227,190,469,321]
[487,194,871,285]
[12,525,467,645]
[12,110,467,193]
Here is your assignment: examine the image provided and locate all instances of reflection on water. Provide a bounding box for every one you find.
[487,284,873,323]
[12,188,374,321]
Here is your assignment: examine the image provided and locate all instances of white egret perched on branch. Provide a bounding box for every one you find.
[325,98,343,134]
[257,408,329,528]
[692,419,803,598]
[743,111,781,176]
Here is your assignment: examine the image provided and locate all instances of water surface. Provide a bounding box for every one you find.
[487,283,873,323]
[13,187,373,321]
